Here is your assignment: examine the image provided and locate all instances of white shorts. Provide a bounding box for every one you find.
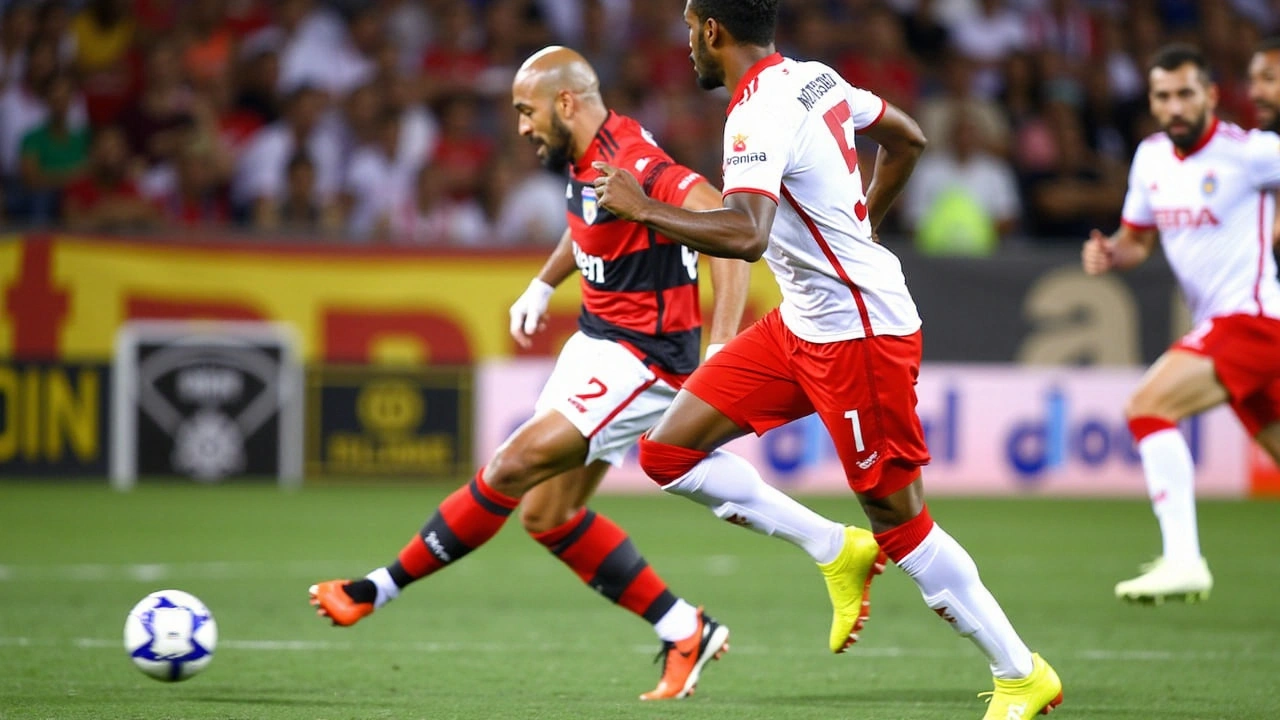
[535,332,678,466]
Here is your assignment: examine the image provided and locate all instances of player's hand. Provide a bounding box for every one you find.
[592,162,648,221]
[509,278,555,348]
[1082,229,1115,275]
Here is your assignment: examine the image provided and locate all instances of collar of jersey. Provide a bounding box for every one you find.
[727,52,785,114]
[575,110,623,175]
[1173,115,1219,161]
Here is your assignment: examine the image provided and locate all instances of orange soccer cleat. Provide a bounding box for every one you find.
[639,608,730,701]
[308,580,375,627]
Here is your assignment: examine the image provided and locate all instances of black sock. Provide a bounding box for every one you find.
[342,578,378,604]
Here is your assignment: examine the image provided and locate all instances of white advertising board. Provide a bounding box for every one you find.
[476,361,1250,497]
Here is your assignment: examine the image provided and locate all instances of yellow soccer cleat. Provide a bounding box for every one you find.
[980,653,1064,719]
[817,526,887,653]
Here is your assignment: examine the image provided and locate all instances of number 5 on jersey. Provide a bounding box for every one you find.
[822,100,859,173]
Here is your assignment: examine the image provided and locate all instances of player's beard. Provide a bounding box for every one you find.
[1257,103,1280,132]
[691,34,724,91]
[1163,110,1209,153]
[536,114,574,172]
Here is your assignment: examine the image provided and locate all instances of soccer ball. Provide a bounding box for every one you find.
[123,589,217,682]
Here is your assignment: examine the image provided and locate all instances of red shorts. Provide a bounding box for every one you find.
[1172,313,1280,436]
[685,309,931,498]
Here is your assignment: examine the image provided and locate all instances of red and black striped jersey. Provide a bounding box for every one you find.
[567,111,708,381]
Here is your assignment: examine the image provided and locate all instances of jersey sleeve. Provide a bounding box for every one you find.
[721,100,792,203]
[848,85,887,130]
[1245,129,1280,189]
[626,150,707,208]
[1119,147,1156,230]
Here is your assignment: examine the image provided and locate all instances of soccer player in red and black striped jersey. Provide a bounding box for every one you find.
[310,46,751,701]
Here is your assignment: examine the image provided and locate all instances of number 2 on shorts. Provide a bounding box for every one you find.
[844,409,865,452]
[575,377,608,401]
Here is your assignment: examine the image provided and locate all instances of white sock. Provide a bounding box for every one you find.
[367,567,400,609]
[652,599,699,642]
[660,449,846,563]
[1137,428,1201,563]
[897,523,1034,679]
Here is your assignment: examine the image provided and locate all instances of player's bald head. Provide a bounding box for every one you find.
[513,46,602,104]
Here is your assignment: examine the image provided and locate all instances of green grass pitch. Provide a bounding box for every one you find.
[2,482,1279,719]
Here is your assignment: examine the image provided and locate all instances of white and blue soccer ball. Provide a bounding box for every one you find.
[123,589,217,682]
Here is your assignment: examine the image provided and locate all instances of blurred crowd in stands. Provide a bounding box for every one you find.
[0,0,1276,252]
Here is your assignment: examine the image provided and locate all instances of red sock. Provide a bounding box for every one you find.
[874,505,936,563]
[391,470,519,585]
[1128,416,1177,443]
[531,508,677,623]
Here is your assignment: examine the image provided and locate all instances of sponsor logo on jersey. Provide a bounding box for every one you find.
[635,157,651,172]
[678,172,700,190]
[581,185,598,224]
[725,152,767,166]
[572,241,605,283]
[1201,171,1217,196]
[1153,206,1220,229]
[731,134,748,152]
[796,72,838,111]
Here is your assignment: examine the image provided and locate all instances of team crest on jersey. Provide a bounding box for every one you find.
[581,185,598,224]
[1201,171,1217,196]
[731,134,748,152]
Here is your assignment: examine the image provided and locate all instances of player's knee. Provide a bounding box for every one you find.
[1123,389,1175,424]
[518,503,578,535]
[638,435,707,487]
[485,442,557,496]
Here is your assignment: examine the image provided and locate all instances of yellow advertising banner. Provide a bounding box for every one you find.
[2,235,781,363]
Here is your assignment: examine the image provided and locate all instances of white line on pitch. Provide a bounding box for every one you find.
[0,561,348,582]
[0,637,1254,661]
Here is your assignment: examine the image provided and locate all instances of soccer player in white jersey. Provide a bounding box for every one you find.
[1252,38,1280,135]
[1084,43,1280,604]
[1250,37,1280,247]
[592,1,1062,717]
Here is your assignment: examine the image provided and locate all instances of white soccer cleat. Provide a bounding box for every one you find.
[1115,556,1213,604]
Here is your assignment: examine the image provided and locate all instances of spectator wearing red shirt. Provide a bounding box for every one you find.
[419,0,488,105]
[156,139,230,229]
[837,7,920,114]
[429,94,492,202]
[63,125,157,232]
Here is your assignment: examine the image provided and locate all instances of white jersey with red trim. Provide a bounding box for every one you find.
[722,54,921,343]
[1120,119,1280,325]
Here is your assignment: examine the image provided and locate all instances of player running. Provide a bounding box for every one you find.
[310,47,752,700]
[1085,43,1280,604]
[592,2,1062,717]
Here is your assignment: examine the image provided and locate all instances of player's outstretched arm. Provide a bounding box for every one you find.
[860,102,928,231]
[591,161,774,261]
[680,180,752,354]
[510,227,577,348]
[1081,225,1157,275]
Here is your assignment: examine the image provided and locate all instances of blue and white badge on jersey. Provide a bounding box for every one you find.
[581,186,598,224]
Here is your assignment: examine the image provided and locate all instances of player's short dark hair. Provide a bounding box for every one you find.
[688,0,779,47]
[1148,43,1211,84]
[1257,36,1280,54]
